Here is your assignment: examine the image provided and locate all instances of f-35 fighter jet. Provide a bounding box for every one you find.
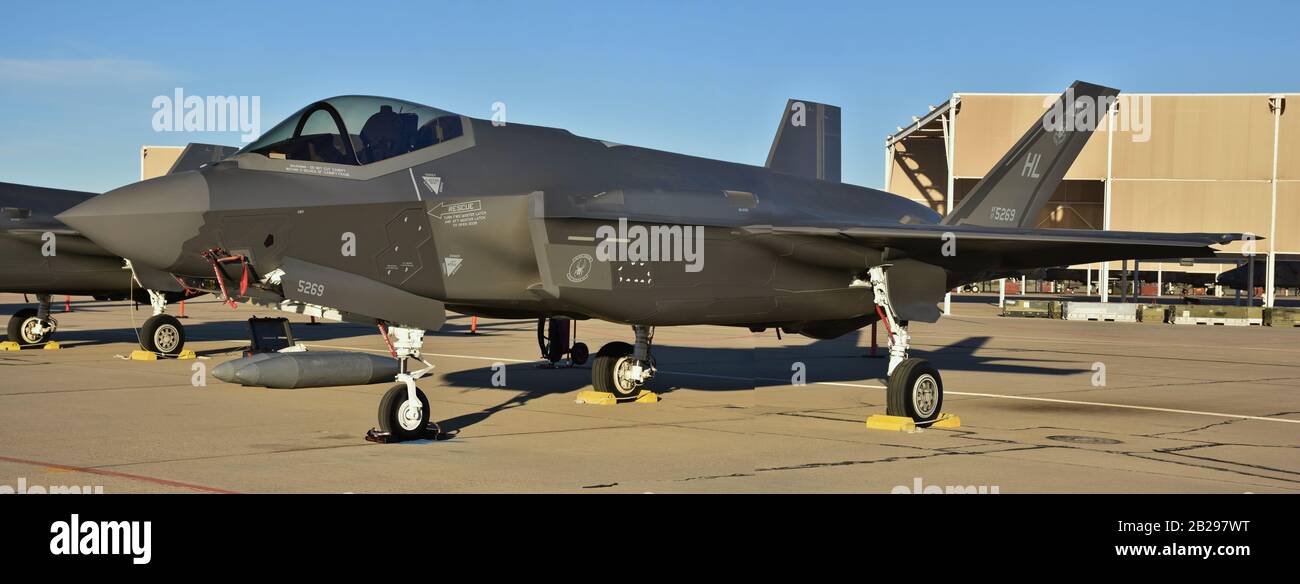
[2,144,236,352]
[1,181,127,347]
[1217,259,1298,291]
[59,82,1244,439]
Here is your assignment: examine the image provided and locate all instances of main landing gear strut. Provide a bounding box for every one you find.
[373,325,439,442]
[868,265,944,423]
[6,293,57,346]
[537,317,588,367]
[591,324,656,399]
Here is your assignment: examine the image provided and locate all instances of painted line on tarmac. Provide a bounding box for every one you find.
[800,381,1300,425]
[0,455,239,494]
[945,391,1300,424]
[307,344,1298,425]
[919,329,1300,355]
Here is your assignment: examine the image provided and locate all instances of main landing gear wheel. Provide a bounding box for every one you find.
[592,341,641,398]
[8,308,53,346]
[378,384,430,441]
[140,314,186,356]
[886,358,943,423]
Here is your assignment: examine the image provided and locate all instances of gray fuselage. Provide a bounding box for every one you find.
[150,116,937,330]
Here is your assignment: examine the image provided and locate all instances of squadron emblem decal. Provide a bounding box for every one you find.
[566,253,593,283]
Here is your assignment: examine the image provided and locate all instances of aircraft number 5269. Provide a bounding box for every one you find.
[989,206,1017,223]
[297,280,326,297]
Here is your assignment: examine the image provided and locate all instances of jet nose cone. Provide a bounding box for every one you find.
[57,171,209,272]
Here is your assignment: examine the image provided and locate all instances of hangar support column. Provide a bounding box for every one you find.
[942,94,958,316]
[1266,96,1284,308]
[1100,98,1117,302]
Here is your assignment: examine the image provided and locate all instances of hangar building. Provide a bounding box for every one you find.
[887,91,1294,306]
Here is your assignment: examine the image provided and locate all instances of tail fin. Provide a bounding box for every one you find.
[942,81,1119,228]
[167,143,239,175]
[765,99,841,182]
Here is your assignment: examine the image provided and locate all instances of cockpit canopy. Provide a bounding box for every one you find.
[237,96,464,165]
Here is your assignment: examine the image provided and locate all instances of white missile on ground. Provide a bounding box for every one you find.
[212,351,400,389]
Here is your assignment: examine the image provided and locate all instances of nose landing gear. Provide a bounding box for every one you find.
[368,325,442,443]
[138,289,186,357]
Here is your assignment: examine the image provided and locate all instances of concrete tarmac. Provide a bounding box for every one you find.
[1,293,1296,493]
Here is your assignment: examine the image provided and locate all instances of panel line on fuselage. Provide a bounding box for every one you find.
[408,168,422,202]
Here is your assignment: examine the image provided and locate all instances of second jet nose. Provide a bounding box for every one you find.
[58,171,209,273]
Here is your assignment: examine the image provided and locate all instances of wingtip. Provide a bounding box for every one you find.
[1215,232,1262,245]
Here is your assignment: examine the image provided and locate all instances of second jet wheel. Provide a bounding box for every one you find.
[140,314,186,356]
[571,342,589,366]
[7,308,52,346]
[886,358,943,423]
[592,341,642,399]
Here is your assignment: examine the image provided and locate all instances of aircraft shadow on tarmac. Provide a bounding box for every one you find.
[0,304,510,354]
[7,302,1082,436]
[435,330,1085,436]
[0,311,378,354]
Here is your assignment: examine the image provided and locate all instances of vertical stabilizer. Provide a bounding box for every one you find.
[765,99,841,182]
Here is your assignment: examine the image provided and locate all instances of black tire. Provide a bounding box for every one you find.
[140,314,185,356]
[596,341,633,357]
[378,384,431,441]
[886,358,944,423]
[7,308,50,346]
[571,342,589,365]
[592,341,639,398]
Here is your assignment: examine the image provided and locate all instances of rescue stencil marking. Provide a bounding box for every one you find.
[428,200,486,228]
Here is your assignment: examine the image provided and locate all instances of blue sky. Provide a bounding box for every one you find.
[1,0,1296,193]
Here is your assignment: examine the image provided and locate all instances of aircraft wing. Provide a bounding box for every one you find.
[1,141,231,259]
[1,227,119,258]
[1,182,119,257]
[745,223,1244,273]
[745,223,1244,323]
